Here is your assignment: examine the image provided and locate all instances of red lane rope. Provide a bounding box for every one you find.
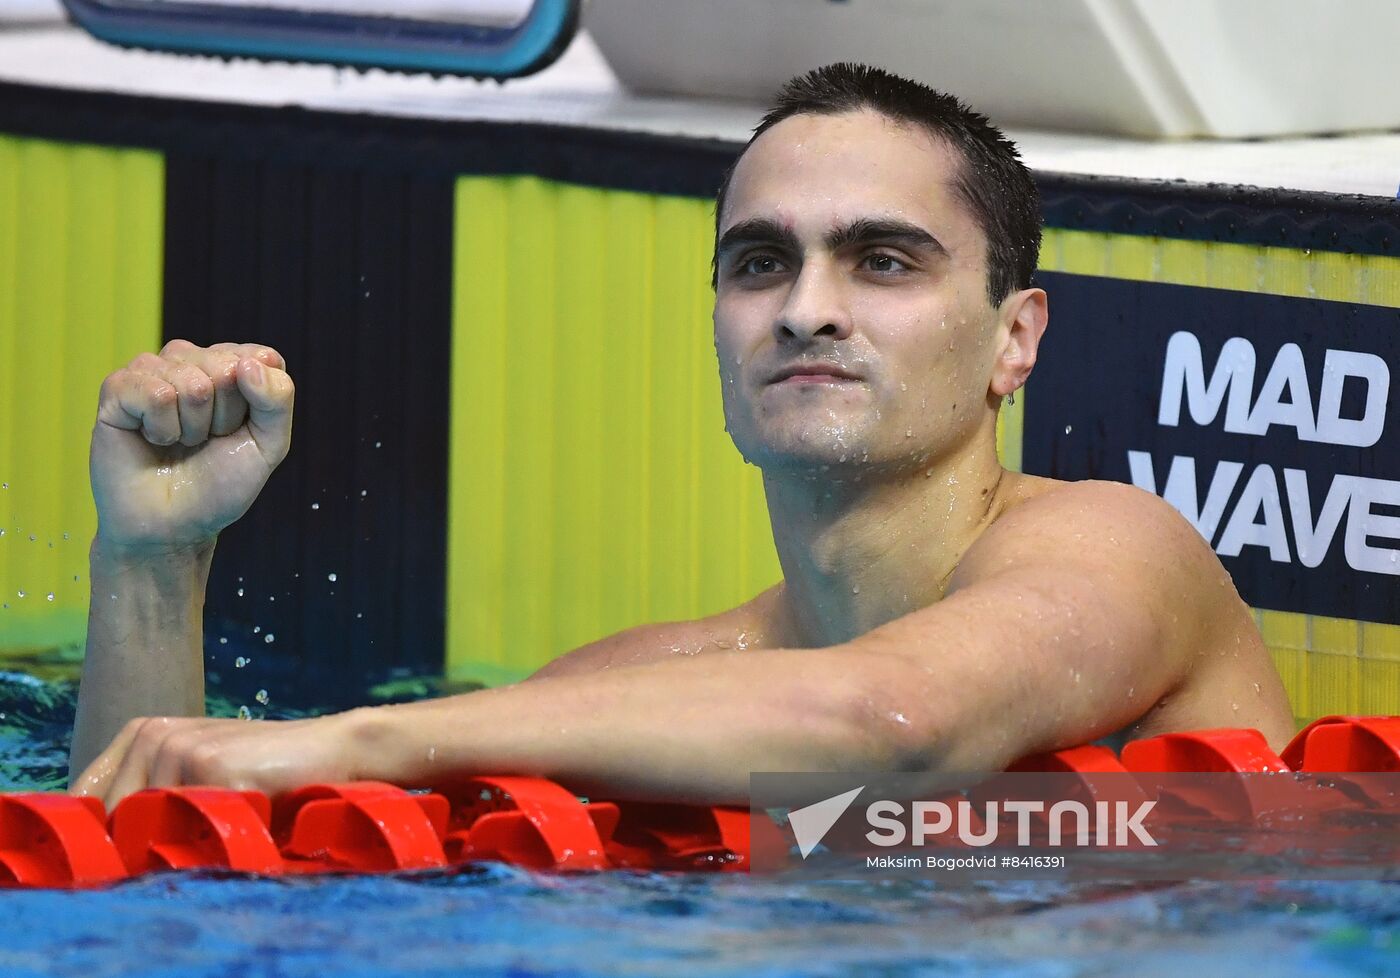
[4,719,1397,889]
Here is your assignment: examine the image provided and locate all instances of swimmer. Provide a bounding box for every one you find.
[68,64,1294,807]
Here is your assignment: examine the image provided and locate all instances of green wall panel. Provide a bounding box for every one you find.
[0,135,164,661]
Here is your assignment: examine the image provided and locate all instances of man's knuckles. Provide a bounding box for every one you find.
[184,741,237,784]
[169,365,214,405]
[142,379,179,410]
[158,338,198,358]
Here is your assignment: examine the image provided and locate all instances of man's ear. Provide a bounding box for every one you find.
[989,287,1048,399]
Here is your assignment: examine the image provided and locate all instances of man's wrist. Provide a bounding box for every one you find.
[90,536,216,588]
[91,535,216,566]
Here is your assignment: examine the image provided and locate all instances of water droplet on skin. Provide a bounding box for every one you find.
[905,429,912,438]
[852,585,860,594]
[328,573,338,582]
[1231,702,1240,712]
[264,633,275,644]
[255,689,269,705]
[1252,682,1261,693]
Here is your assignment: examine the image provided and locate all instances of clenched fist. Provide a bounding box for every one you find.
[91,339,294,554]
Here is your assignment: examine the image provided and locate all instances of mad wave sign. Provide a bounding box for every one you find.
[1026,273,1400,625]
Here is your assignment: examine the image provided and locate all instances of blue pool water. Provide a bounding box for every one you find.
[3,669,1399,978]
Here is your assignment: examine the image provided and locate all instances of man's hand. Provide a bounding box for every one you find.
[69,712,361,809]
[91,339,294,554]
[70,339,296,780]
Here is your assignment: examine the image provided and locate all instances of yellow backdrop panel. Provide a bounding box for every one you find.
[447,177,781,682]
[0,135,164,661]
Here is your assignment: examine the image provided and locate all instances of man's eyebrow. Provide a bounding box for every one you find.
[826,218,946,255]
[715,218,801,259]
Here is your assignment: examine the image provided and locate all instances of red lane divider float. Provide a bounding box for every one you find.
[274,782,449,873]
[439,776,611,871]
[1281,715,1400,772]
[0,795,126,888]
[4,720,1400,888]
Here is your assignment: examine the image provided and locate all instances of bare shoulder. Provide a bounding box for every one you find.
[955,475,1231,599]
[956,475,1294,748]
[526,584,791,681]
[954,475,1247,677]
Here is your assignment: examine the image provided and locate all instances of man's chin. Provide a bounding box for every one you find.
[736,433,880,475]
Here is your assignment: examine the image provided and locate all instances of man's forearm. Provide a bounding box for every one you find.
[68,541,215,779]
[345,647,920,805]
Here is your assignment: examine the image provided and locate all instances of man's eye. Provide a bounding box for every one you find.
[738,255,786,276]
[863,254,908,273]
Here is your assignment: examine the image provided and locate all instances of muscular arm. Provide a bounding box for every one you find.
[74,482,1290,807]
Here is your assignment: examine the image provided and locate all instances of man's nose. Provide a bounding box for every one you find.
[774,262,853,344]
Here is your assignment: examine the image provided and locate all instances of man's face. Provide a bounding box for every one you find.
[714,109,1004,478]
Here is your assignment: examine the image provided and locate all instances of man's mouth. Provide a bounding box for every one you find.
[767,363,863,385]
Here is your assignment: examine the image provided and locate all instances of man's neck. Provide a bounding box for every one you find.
[763,426,1012,647]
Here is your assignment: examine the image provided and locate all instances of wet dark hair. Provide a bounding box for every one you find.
[712,63,1041,306]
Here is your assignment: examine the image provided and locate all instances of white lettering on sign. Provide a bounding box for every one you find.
[1129,461,1400,576]
[1158,331,1389,448]
[1132,332,1396,577]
